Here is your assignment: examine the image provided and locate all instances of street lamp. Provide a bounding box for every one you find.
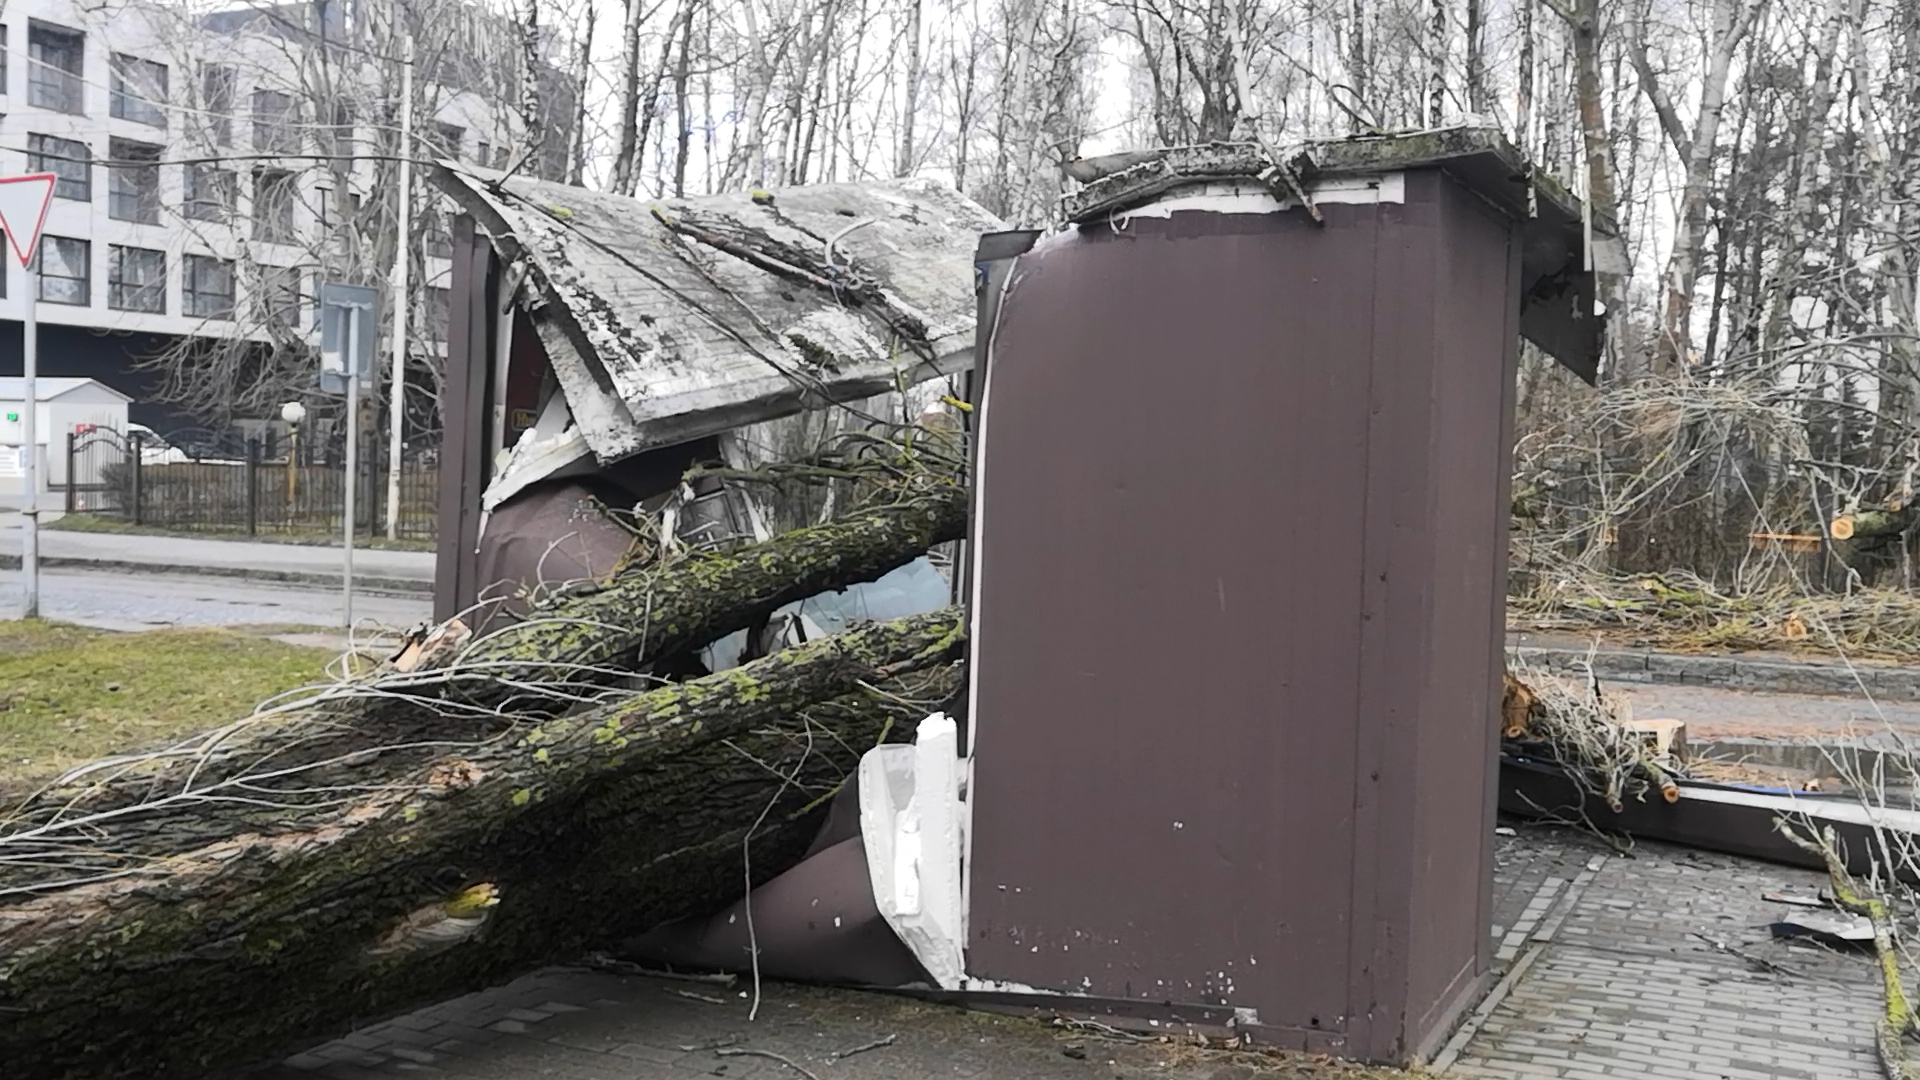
[280,401,306,524]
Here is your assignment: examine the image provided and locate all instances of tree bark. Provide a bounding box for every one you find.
[1629,0,1765,372]
[898,0,923,177]
[0,613,965,1080]
[1427,0,1448,125]
[608,0,654,195]
[1464,0,1486,114]
[456,482,966,708]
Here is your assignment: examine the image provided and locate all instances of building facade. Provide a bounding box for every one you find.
[0,0,573,432]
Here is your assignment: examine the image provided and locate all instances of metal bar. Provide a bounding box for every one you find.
[131,431,143,525]
[64,431,75,514]
[245,438,259,537]
[20,263,39,617]
[343,306,360,629]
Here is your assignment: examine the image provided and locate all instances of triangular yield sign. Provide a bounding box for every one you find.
[0,174,58,268]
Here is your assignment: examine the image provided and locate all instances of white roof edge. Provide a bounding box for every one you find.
[0,377,134,403]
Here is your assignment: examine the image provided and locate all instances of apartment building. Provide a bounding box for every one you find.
[0,0,573,430]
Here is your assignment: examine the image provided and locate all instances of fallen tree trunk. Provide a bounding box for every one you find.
[450,477,967,713]
[0,478,967,847]
[0,611,965,1080]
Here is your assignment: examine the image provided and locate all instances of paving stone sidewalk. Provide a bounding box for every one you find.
[244,826,1893,1080]
[244,968,1335,1080]
[1443,830,1883,1080]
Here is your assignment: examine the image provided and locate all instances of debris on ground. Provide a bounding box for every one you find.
[1510,569,1920,662]
[1770,909,1876,948]
[1503,661,1684,811]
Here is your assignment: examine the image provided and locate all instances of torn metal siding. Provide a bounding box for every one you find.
[435,168,1004,464]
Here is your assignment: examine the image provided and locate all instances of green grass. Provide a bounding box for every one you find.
[45,512,437,552]
[0,620,336,797]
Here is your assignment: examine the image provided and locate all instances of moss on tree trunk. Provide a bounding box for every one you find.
[455,483,967,710]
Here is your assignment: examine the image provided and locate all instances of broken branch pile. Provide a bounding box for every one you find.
[0,438,970,1080]
[1503,663,1681,812]
[1510,569,1920,661]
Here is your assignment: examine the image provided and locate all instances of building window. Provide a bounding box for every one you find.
[430,121,465,159]
[38,236,89,306]
[252,89,297,154]
[109,54,167,127]
[422,206,452,258]
[425,285,451,341]
[108,245,165,313]
[27,22,84,115]
[477,140,491,167]
[27,134,90,201]
[252,168,297,243]
[185,164,237,223]
[200,64,235,147]
[254,264,301,335]
[1,27,11,99]
[184,254,235,319]
[107,139,162,224]
[328,101,355,171]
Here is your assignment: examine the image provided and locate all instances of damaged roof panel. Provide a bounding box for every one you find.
[435,169,1004,463]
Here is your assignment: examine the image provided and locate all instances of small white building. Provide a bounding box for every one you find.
[0,376,130,499]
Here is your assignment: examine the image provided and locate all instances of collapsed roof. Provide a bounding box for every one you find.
[434,169,1005,469]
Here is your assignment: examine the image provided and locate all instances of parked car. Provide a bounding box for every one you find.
[126,423,193,465]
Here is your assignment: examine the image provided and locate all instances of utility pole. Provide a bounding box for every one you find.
[386,32,415,540]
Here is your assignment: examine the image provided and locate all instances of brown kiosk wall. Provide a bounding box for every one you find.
[965,154,1596,1063]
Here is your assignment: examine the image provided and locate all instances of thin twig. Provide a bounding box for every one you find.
[831,1033,898,1060]
[714,1048,823,1080]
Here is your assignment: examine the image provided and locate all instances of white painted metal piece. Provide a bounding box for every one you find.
[858,712,967,989]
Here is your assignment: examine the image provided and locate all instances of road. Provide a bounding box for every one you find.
[0,567,432,632]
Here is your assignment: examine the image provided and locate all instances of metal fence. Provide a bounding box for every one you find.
[64,426,438,541]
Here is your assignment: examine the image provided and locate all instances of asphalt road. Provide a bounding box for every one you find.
[0,567,433,631]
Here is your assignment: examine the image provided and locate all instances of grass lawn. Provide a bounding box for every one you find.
[0,620,336,797]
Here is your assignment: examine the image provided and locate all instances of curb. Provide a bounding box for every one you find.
[1693,736,1911,778]
[1508,644,1920,701]
[0,553,435,597]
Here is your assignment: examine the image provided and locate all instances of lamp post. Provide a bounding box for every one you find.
[280,401,306,527]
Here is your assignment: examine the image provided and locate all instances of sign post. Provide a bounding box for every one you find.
[319,282,378,629]
[0,174,58,619]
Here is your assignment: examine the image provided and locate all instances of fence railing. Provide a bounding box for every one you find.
[64,426,438,542]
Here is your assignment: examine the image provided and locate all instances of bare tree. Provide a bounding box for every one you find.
[1627,0,1767,371]
[103,0,580,434]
